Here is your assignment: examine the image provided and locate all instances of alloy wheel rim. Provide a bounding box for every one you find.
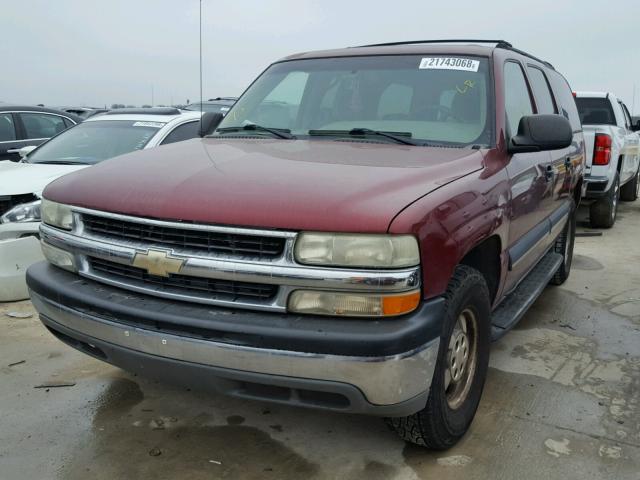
[445,308,478,410]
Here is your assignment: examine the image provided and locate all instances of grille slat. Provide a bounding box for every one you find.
[90,257,277,301]
[82,214,285,258]
[0,194,38,217]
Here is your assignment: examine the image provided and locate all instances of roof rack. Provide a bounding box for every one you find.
[104,107,181,116]
[353,39,555,70]
[356,39,512,48]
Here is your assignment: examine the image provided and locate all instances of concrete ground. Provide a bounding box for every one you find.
[1,202,639,480]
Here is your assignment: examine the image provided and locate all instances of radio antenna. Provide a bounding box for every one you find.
[199,0,203,131]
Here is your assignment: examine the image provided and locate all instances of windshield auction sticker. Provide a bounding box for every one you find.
[419,57,480,72]
[132,121,165,128]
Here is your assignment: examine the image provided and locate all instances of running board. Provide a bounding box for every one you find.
[491,252,563,341]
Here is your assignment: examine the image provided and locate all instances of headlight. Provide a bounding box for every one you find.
[40,242,76,272]
[288,289,421,317]
[294,233,419,268]
[0,199,41,223]
[41,198,73,230]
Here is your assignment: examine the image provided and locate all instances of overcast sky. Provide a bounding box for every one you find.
[2,0,639,112]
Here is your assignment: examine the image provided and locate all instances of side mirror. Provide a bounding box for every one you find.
[198,112,224,137]
[6,145,37,161]
[508,114,573,154]
[631,119,640,132]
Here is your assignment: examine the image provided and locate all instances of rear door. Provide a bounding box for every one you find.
[0,112,23,161]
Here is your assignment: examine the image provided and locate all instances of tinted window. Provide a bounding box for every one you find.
[504,62,533,135]
[27,120,163,165]
[161,121,200,145]
[219,55,492,146]
[547,71,581,130]
[575,98,616,125]
[20,113,68,139]
[0,114,16,141]
[527,67,556,114]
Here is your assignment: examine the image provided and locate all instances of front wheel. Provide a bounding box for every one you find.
[386,265,491,449]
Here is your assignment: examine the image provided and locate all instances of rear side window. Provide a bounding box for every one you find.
[0,113,16,141]
[161,121,200,145]
[527,67,556,114]
[575,98,616,125]
[547,71,581,130]
[19,113,68,139]
[504,62,533,135]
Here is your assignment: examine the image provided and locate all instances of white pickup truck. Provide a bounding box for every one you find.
[575,92,640,227]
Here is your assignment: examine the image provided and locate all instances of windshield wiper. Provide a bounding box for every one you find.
[308,128,420,146]
[216,124,295,139]
[29,160,90,165]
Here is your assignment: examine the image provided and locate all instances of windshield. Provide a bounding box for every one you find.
[27,120,163,164]
[216,55,492,146]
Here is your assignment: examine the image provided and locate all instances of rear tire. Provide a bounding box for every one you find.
[590,173,619,228]
[386,265,491,449]
[620,168,639,202]
[550,202,576,285]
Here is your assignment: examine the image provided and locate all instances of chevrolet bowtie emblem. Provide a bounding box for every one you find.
[132,249,185,277]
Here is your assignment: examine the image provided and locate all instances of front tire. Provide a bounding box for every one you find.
[620,168,639,201]
[386,265,491,449]
[590,173,619,228]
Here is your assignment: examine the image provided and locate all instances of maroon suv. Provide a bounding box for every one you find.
[27,40,584,448]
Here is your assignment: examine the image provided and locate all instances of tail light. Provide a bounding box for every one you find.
[593,134,612,165]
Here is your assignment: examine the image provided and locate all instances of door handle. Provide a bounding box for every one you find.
[545,165,554,181]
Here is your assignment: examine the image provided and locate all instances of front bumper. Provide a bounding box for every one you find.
[0,221,42,301]
[27,262,443,416]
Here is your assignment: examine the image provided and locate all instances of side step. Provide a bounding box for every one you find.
[491,252,563,341]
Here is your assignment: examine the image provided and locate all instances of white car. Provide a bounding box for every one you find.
[0,108,206,301]
[575,92,640,227]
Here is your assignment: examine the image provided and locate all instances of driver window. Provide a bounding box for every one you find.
[504,62,533,136]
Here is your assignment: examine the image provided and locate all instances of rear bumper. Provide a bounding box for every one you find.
[0,222,42,301]
[583,175,611,199]
[27,262,443,416]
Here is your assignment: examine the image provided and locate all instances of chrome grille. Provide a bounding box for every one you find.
[81,213,286,259]
[90,257,278,301]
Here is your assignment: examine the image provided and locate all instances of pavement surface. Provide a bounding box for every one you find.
[1,202,639,480]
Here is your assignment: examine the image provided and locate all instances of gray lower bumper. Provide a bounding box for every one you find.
[31,291,440,416]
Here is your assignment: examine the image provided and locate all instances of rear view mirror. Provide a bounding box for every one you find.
[508,114,572,154]
[199,112,224,137]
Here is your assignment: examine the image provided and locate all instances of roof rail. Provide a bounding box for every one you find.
[501,46,555,70]
[355,39,512,48]
[104,107,181,116]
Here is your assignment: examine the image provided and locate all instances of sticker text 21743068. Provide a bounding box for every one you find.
[419,57,480,72]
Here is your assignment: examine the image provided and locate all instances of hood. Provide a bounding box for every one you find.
[43,138,484,232]
[0,160,88,196]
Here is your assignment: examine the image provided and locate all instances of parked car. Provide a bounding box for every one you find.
[183,97,236,114]
[574,92,640,227]
[57,107,110,119]
[0,108,208,301]
[0,105,81,161]
[27,40,584,449]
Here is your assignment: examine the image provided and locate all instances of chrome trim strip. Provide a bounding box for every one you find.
[32,291,439,405]
[70,206,297,238]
